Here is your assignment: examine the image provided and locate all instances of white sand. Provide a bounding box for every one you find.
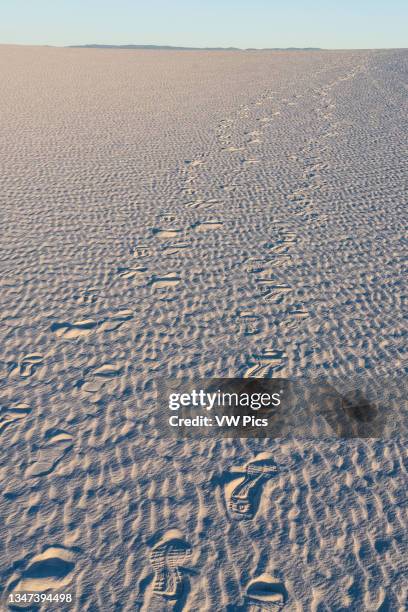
[0,46,407,610]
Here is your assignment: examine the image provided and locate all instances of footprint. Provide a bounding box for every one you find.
[85,363,123,383]
[280,309,309,331]
[181,186,195,195]
[185,198,217,210]
[80,363,123,403]
[153,228,182,239]
[118,266,148,280]
[75,287,98,305]
[11,354,44,379]
[7,546,76,601]
[257,283,291,303]
[51,319,97,339]
[243,349,286,378]
[223,146,245,152]
[302,170,317,180]
[193,220,223,232]
[268,244,291,255]
[185,199,202,209]
[133,245,152,258]
[245,574,287,610]
[280,232,296,243]
[238,311,261,335]
[185,159,205,168]
[99,310,133,332]
[258,257,292,272]
[224,453,279,520]
[150,530,192,598]
[287,192,306,203]
[161,242,190,255]
[245,257,269,274]
[150,273,181,289]
[0,403,31,435]
[24,430,73,478]
[158,213,177,224]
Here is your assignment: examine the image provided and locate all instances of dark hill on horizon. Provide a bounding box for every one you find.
[68,44,322,51]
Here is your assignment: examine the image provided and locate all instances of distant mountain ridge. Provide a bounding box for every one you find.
[68,44,322,51]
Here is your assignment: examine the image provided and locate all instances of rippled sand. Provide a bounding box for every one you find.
[0,46,407,610]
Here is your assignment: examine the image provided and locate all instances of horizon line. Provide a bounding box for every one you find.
[67,44,323,51]
[1,43,407,51]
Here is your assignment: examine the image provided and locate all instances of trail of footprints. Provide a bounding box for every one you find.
[3,158,230,494]
[129,124,296,598]
[140,74,380,605]
[3,450,285,608]
[138,74,373,602]
[237,63,367,379]
[148,533,286,611]
[142,452,286,610]
[240,225,310,377]
[3,59,369,610]
[2,157,229,473]
[215,85,313,377]
[181,89,291,379]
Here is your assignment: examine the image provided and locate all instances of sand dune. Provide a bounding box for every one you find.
[0,45,407,610]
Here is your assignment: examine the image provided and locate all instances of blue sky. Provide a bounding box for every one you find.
[0,0,407,49]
